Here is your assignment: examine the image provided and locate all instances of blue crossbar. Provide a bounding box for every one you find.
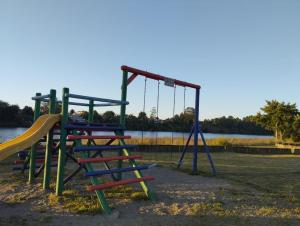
[74,145,137,152]
[32,94,50,100]
[65,125,123,131]
[85,165,152,177]
[69,122,119,127]
[68,93,129,105]
[18,150,58,158]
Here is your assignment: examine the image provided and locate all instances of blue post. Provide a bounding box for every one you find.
[177,125,195,168]
[198,124,217,175]
[192,88,200,173]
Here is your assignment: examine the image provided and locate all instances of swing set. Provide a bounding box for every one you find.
[121,65,216,174]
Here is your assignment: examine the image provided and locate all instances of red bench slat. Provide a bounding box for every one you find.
[68,135,131,140]
[87,176,155,191]
[78,155,142,164]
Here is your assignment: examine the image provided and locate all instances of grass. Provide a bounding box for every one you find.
[137,151,300,223]
[179,153,300,203]
[47,179,147,214]
[92,136,275,147]
[154,151,300,202]
[48,189,101,214]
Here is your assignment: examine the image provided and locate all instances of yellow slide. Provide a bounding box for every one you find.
[0,114,61,161]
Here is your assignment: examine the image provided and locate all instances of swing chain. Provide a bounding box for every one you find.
[141,77,147,144]
[156,81,160,121]
[182,87,186,145]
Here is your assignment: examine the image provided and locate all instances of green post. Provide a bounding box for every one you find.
[88,100,94,123]
[117,70,155,200]
[43,89,56,190]
[117,70,128,180]
[56,87,69,196]
[28,93,41,183]
[87,100,94,156]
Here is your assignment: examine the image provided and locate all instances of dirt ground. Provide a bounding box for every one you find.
[0,164,227,226]
[1,161,300,226]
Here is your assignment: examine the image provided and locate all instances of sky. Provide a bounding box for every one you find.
[1,0,300,120]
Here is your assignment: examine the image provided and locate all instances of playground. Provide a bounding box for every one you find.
[1,66,300,226]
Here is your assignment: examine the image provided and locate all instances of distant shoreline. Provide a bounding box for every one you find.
[0,127,273,138]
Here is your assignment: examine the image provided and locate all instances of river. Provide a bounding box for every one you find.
[0,127,272,142]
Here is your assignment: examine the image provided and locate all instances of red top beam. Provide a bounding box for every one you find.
[121,65,201,89]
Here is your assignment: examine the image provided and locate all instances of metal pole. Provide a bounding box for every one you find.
[28,93,41,183]
[193,88,200,173]
[56,87,69,195]
[43,89,56,190]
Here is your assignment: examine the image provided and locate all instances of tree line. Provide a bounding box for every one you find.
[0,99,270,135]
[0,101,34,127]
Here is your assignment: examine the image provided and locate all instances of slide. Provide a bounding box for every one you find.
[0,114,61,161]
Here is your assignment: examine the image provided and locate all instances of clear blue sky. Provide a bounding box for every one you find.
[1,0,299,119]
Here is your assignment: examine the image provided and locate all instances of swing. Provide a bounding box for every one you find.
[171,85,176,145]
[154,81,160,146]
[122,65,216,174]
[154,81,161,125]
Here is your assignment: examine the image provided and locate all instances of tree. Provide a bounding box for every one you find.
[41,102,62,114]
[78,111,89,120]
[292,115,300,142]
[150,107,156,119]
[93,110,103,123]
[20,106,34,126]
[103,111,116,123]
[255,100,299,141]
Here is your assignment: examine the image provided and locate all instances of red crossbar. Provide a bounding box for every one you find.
[87,176,155,191]
[68,135,131,140]
[78,155,142,164]
[121,65,201,89]
[127,73,138,85]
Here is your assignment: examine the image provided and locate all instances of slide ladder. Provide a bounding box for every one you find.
[66,122,155,213]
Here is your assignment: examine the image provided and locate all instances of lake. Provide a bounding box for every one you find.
[0,127,273,142]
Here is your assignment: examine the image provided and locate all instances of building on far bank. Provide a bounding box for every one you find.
[184,107,195,115]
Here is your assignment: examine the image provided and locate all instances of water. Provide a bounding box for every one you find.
[0,127,273,142]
